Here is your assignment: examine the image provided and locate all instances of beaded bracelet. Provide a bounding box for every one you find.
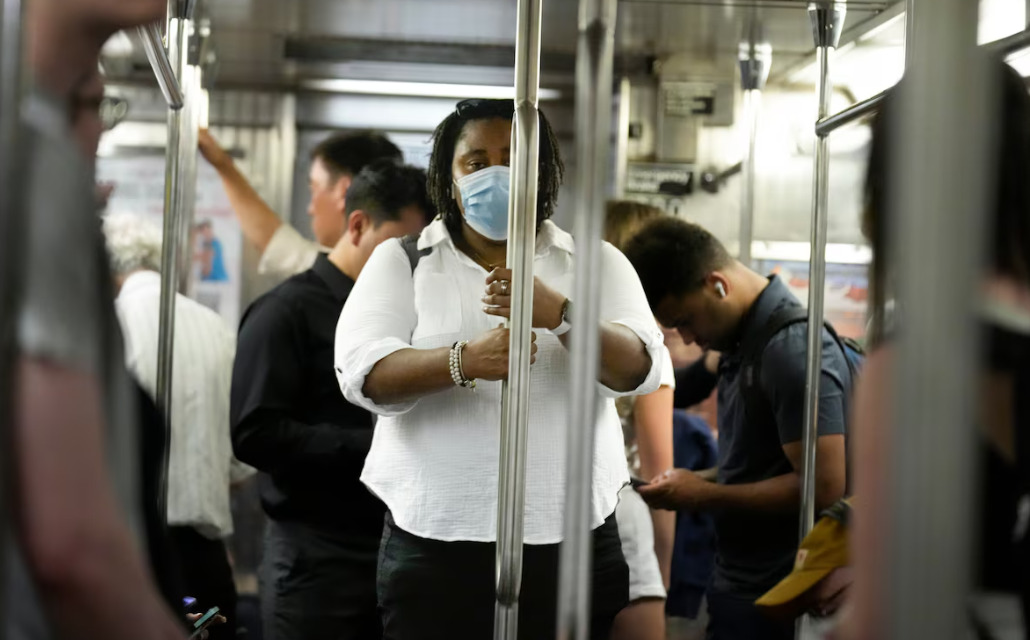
[449,341,476,389]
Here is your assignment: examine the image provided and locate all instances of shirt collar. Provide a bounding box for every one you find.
[418,217,576,258]
[730,275,791,353]
[117,270,162,301]
[311,253,355,302]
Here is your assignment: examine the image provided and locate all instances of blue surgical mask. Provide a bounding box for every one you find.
[455,165,511,241]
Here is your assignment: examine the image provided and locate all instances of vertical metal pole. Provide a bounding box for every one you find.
[887,0,991,637]
[614,76,631,197]
[737,42,770,267]
[493,0,542,637]
[155,0,196,516]
[556,0,617,639]
[799,2,845,546]
[0,0,26,632]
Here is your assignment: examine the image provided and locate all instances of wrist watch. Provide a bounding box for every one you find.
[553,298,573,336]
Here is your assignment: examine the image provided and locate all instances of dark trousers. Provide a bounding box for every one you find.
[260,520,381,640]
[377,512,629,640]
[705,589,794,640]
[169,526,238,640]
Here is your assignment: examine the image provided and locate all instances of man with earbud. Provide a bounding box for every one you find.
[622,218,853,640]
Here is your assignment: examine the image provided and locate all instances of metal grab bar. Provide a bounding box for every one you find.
[556,0,618,638]
[493,0,542,637]
[799,1,844,555]
[815,25,1030,137]
[738,42,771,266]
[137,22,184,110]
[0,0,27,630]
[155,14,195,516]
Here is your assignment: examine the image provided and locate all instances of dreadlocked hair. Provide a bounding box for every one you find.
[426,98,565,239]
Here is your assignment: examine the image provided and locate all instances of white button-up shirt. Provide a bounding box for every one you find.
[116,271,254,540]
[335,218,664,544]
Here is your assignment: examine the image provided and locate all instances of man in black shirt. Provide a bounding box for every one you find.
[623,218,851,640]
[230,161,430,640]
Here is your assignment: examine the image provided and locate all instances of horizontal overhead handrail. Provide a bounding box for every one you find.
[137,22,184,110]
[816,26,1030,136]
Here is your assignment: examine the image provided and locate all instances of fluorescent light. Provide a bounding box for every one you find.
[979,0,1026,45]
[299,79,562,101]
[1006,48,1030,76]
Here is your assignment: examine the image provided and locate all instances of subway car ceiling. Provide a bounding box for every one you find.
[96,0,1030,253]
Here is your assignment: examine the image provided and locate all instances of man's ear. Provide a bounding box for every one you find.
[706,272,730,299]
[347,210,368,246]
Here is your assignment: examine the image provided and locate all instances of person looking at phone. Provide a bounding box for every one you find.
[231,161,430,640]
[199,129,402,281]
[334,98,664,639]
[623,219,852,640]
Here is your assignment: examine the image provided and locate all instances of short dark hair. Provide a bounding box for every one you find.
[623,217,733,309]
[427,99,565,238]
[343,160,431,226]
[311,131,403,181]
[865,58,1030,342]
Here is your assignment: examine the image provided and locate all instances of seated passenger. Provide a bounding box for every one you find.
[604,200,676,640]
[230,161,430,640]
[850,59,1030,639]
[103,213,255,640]
[623,220,852,640]
[199,128,402,280]
[334,98,664,640]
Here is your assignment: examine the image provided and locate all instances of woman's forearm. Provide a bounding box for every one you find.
[362,347,454,405]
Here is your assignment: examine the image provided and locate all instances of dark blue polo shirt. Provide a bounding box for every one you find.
[711,276,852,599]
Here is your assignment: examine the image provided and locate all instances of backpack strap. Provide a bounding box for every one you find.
[400,234,432,274]
[739,306,857,433]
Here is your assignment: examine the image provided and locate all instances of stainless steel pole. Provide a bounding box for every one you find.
[556,0,617,638]
[737,42,770,267]
[886,0,991,636]
[493,0,542,637]
[0,0,27,632]
[614,76,631,197]
[137,22,184,110]
[155,4,194,516]
[799,1,844,542]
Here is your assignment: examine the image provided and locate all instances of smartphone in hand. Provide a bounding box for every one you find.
[629,476,650,490]
[188,607,221,640]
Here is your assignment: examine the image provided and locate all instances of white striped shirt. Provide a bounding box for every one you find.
[116,270,253,539]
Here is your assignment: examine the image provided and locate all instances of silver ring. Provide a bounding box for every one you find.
[500,280,510,295]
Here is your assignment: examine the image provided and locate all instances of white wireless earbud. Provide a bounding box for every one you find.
[715,282,727,298]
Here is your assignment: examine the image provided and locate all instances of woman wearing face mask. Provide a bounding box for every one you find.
[335,98,664,638]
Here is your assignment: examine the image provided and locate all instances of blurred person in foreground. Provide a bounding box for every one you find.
[847,59,1030,640]
[10,0,196,638]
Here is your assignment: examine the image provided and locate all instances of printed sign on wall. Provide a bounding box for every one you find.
[97,156,243,328]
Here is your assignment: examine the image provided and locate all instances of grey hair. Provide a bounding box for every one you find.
[102,213,163,275]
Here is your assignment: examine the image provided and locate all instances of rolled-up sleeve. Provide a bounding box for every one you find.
[335,239,419,416]
[257,224,323,279]
[597,243,665,398]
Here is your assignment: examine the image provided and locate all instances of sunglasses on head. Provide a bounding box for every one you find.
[455,98,515,119]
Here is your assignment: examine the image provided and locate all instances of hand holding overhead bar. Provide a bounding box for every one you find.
[137,22,184,110]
